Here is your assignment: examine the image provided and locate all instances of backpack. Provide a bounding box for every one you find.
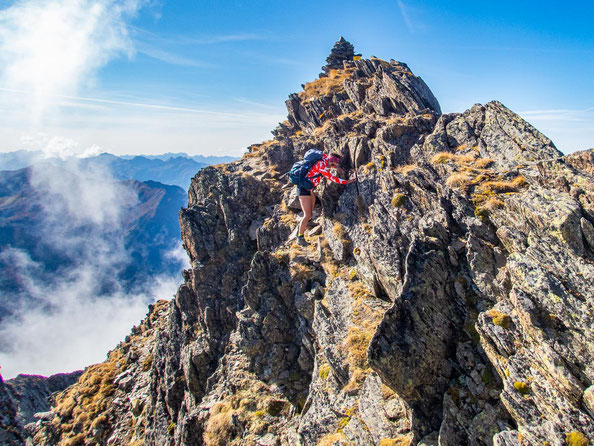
[288,149,324,190]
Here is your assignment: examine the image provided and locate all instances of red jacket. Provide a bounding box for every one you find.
[306,154,347,188]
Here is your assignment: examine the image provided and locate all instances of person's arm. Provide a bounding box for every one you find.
[318,163,348,184]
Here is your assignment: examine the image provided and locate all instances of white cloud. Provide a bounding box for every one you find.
[0,249,178,378]
[21,133,104,159]
[0,0,146,123]
[396,0,414,33]
[165,242,191,270]
[0,143,186,379]
[0,1,284,156]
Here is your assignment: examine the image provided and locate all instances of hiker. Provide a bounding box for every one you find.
[289,150,356,246]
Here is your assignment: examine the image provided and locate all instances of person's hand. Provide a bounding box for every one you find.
[346,177,357,184]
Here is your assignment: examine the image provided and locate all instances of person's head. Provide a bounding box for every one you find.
[327,153,342,168]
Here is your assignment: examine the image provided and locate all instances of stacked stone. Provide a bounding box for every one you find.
[321,36,356,76]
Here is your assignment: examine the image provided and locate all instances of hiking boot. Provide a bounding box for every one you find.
[297,236,309,247]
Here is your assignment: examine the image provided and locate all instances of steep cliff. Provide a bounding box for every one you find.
[26,39,593,446]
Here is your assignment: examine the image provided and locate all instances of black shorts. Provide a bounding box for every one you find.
[297,186,312,196]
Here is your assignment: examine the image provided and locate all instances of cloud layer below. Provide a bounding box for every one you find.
[0,152,187,379]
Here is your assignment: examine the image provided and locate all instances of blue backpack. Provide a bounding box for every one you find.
[289,149,324,190]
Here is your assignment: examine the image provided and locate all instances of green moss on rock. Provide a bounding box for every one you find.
[391,193,406,207]
[486,310,511,328]
[474,206,490,221]
[481,366,494,385]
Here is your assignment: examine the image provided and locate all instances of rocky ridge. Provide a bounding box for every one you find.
[14,38,594,445]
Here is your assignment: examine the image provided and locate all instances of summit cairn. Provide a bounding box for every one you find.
[321,36,360,76]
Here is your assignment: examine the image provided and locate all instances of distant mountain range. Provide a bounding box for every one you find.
[0,165,187,320]
[119,152,236,164]
[0,151,237,190]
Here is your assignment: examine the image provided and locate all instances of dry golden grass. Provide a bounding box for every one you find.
[385,115,407,125]
[242,151,260,159]
[379,436,413,446]
[455,144,468,152]
[342,368,368,394]
[333,222,348,240]
[318,363,331,380]
[201,378,289,445]
[318,432,347,446]
[52,349,128,443]
[394,164,416,175]
[474,158,494,168]
[431,152,476,165]
[348,282,373,301]
[323,260,339,278]
[279,213,296,226]
[481,176,527,193]
[446,172,473,188]
[342,326,374,369]
[480,197,504,211]
[203,405,235,446]
[62,434,86,446]
[142,354,153,371]
[312,119,335,137]
[290,263,315,281]
[300,68,355,99]
[381,384,396,399]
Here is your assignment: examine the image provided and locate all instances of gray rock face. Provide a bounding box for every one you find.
[0,371,81,444]
[423,101,561,168]
[23,43,594,446]
[0,377,24,446]
[4,372,82,426]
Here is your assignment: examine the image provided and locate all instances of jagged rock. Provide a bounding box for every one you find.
[0,377,23,446]
[3,371,82,426]
[19,42,594,446]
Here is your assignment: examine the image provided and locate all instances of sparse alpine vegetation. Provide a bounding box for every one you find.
[6,37,593,446]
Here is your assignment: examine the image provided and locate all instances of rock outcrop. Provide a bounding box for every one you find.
[0,371,81,445]
[4,372,83,427]
[13,38,593,446]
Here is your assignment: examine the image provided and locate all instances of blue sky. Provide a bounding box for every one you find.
[0,0,592,156]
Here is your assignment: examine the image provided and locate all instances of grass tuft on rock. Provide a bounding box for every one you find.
[446,172,473,188]
[482,176,527,193]
[300,68,355,100]
[431,152,475,165]
[379,436,413,446]
[318,432,346,446]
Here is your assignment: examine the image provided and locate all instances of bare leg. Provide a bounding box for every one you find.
[310,191,316,218]
[298,194,312,235]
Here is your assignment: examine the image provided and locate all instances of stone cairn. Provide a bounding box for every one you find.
[320,37,361,77]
